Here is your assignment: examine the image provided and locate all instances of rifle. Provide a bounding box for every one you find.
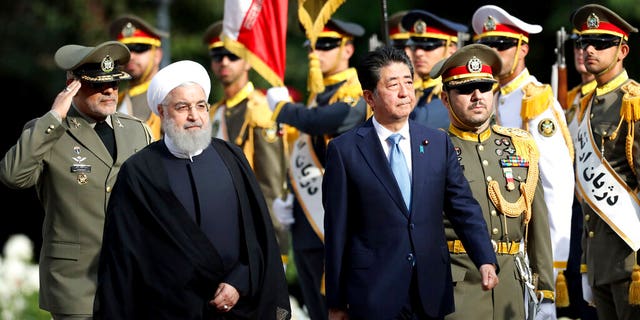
[551,27,569,109]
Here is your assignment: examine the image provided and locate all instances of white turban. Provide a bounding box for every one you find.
[146,60,211,115]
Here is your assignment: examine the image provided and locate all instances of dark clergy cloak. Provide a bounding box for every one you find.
[94,138,291,320]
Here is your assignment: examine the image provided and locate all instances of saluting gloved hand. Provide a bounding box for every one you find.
[266,86,291,112]
[273,193,295,228]
[534,300,556,320]
[582,273,594,306]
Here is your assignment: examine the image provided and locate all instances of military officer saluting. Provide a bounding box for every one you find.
[433,43,555,320]
[0,41,152,319]
[472,6,575,306]
[570,4,640,320]
[109,14,168,140]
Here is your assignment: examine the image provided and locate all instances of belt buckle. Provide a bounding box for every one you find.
[491,239,498,253]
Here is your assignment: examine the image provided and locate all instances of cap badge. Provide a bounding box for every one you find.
[101,55,115,73]
[587,13,600,29]
[484,16,497,32]
[122,22,136,38]
[467,56,483,73]
[414,20,427,34]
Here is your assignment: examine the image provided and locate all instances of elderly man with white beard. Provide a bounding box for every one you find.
[94,60,291,320]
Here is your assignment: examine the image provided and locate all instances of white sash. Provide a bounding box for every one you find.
[574,104,640,251]
[289,133,325,241]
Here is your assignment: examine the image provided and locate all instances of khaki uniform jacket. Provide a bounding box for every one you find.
[0,107,152,314]
[445,125,554,320]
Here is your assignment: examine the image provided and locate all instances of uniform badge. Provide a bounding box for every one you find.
[77,173,88,185]
[101,55,115,73]
[484,16,497,31]
[70,118,81,128]
[122,22,136,37]
[70,156,91,173]
[263,124,279,143]
[467,56,483,73]
[587,13,600,29]
[115,118,123,127]
[414,20,426,34]
[537,118,556,137]
[502,167,515,191]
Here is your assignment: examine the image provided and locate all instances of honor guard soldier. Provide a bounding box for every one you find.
[472,6,575,308]
[433,43,555,320]
[401,9,468,130]
[109,14,169,140]
[565,29,597,138]
[388,11,422,87]
[266,18,368,320]
[0,41,153,319]
[202,20,290,271]
[570,5,640,320]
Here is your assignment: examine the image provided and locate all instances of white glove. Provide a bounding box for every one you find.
[534,300,556,320]
[273,193,295,227]
[266,86,291,111]
[582,273,594,306]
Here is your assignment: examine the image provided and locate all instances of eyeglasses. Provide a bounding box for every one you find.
[172,101,210,114]
[477,37,520,51]
[453,82,495,95]
[410,38,447,51]
[210,50,241,62]
[576,36,621,50]
[126,43,152,54]
[83,81,119,91]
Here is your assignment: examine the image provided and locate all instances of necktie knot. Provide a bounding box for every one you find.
[388,133,402,146]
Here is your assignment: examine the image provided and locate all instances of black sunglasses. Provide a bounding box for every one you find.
[477,38,519,51]
[210,51,241,62]
[410,38,446,51]
[83,81,119,91]
[126,43,152,54]
[312,38,342,51]
[576,37,621,50]
[453,82,494,95]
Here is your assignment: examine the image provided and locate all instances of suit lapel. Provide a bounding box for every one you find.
[355,120,410,217]
[409,122,433,216]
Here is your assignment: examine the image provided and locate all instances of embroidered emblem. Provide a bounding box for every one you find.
[537,118,556,137]
[101,55,114,73]
[122,22,136,37]
[77,173,88,185]
[414,20,427,34]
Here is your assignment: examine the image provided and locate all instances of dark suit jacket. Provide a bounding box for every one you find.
[322,119,497,319]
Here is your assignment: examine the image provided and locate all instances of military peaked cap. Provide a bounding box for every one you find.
[571,4,638,40]
[55,41,132,83]
[430,43,501,88]
[109,14,169,47]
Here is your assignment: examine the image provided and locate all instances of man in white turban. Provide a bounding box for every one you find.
[94,60,292,319]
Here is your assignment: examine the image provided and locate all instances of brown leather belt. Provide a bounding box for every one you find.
[447,240,520,255]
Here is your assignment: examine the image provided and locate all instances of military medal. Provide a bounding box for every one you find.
[77,173,88,185]
[537,118,556,137]
[503,167,515,191]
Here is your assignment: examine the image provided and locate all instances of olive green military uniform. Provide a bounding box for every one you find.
[210,82,289,259]
[445,125,554,320]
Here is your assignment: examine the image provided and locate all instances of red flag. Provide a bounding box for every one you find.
[223,0,288,86]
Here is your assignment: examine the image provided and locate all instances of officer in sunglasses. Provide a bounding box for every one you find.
[570,5,640,320]
[433,43,555,320]
[202,20,291,275]
[472,8,575,315]
[109,14,169,141]
[400,10,468,131]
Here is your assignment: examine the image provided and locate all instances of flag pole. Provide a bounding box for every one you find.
[380,0,389,46]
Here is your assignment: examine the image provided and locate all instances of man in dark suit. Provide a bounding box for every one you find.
[0,41,153,319]
[322,46,499,320]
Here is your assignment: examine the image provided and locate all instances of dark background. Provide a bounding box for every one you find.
[1,0,638,259]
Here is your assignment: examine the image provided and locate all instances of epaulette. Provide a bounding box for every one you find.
[492,125,539,162]
[620,79,640,176]
[521,82,553,121]
[329,75,363,106]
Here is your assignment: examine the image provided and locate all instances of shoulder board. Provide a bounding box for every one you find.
[521,82,553,120]
[492,125,531,139]
[621,79,640,122]
[330,76,363,106]
[114,112,144,123]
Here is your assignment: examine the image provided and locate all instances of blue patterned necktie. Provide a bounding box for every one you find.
[387,133,411,210]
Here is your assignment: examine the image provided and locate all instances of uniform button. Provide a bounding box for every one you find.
[106,186,112,193]
[491,210,497,216]
[584,214,590,221]
[486,176,493,182]
[478,145,484,151]
[590,113,594,119]
[49,124,55,129]
[46,128,52,134]
[588,231,595,238]
[492,228,499,235]
[482,160,489,166]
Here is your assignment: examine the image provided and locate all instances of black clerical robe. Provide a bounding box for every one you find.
[94,138,291,320]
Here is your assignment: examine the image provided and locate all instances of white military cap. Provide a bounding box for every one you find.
[472,5,542,42]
